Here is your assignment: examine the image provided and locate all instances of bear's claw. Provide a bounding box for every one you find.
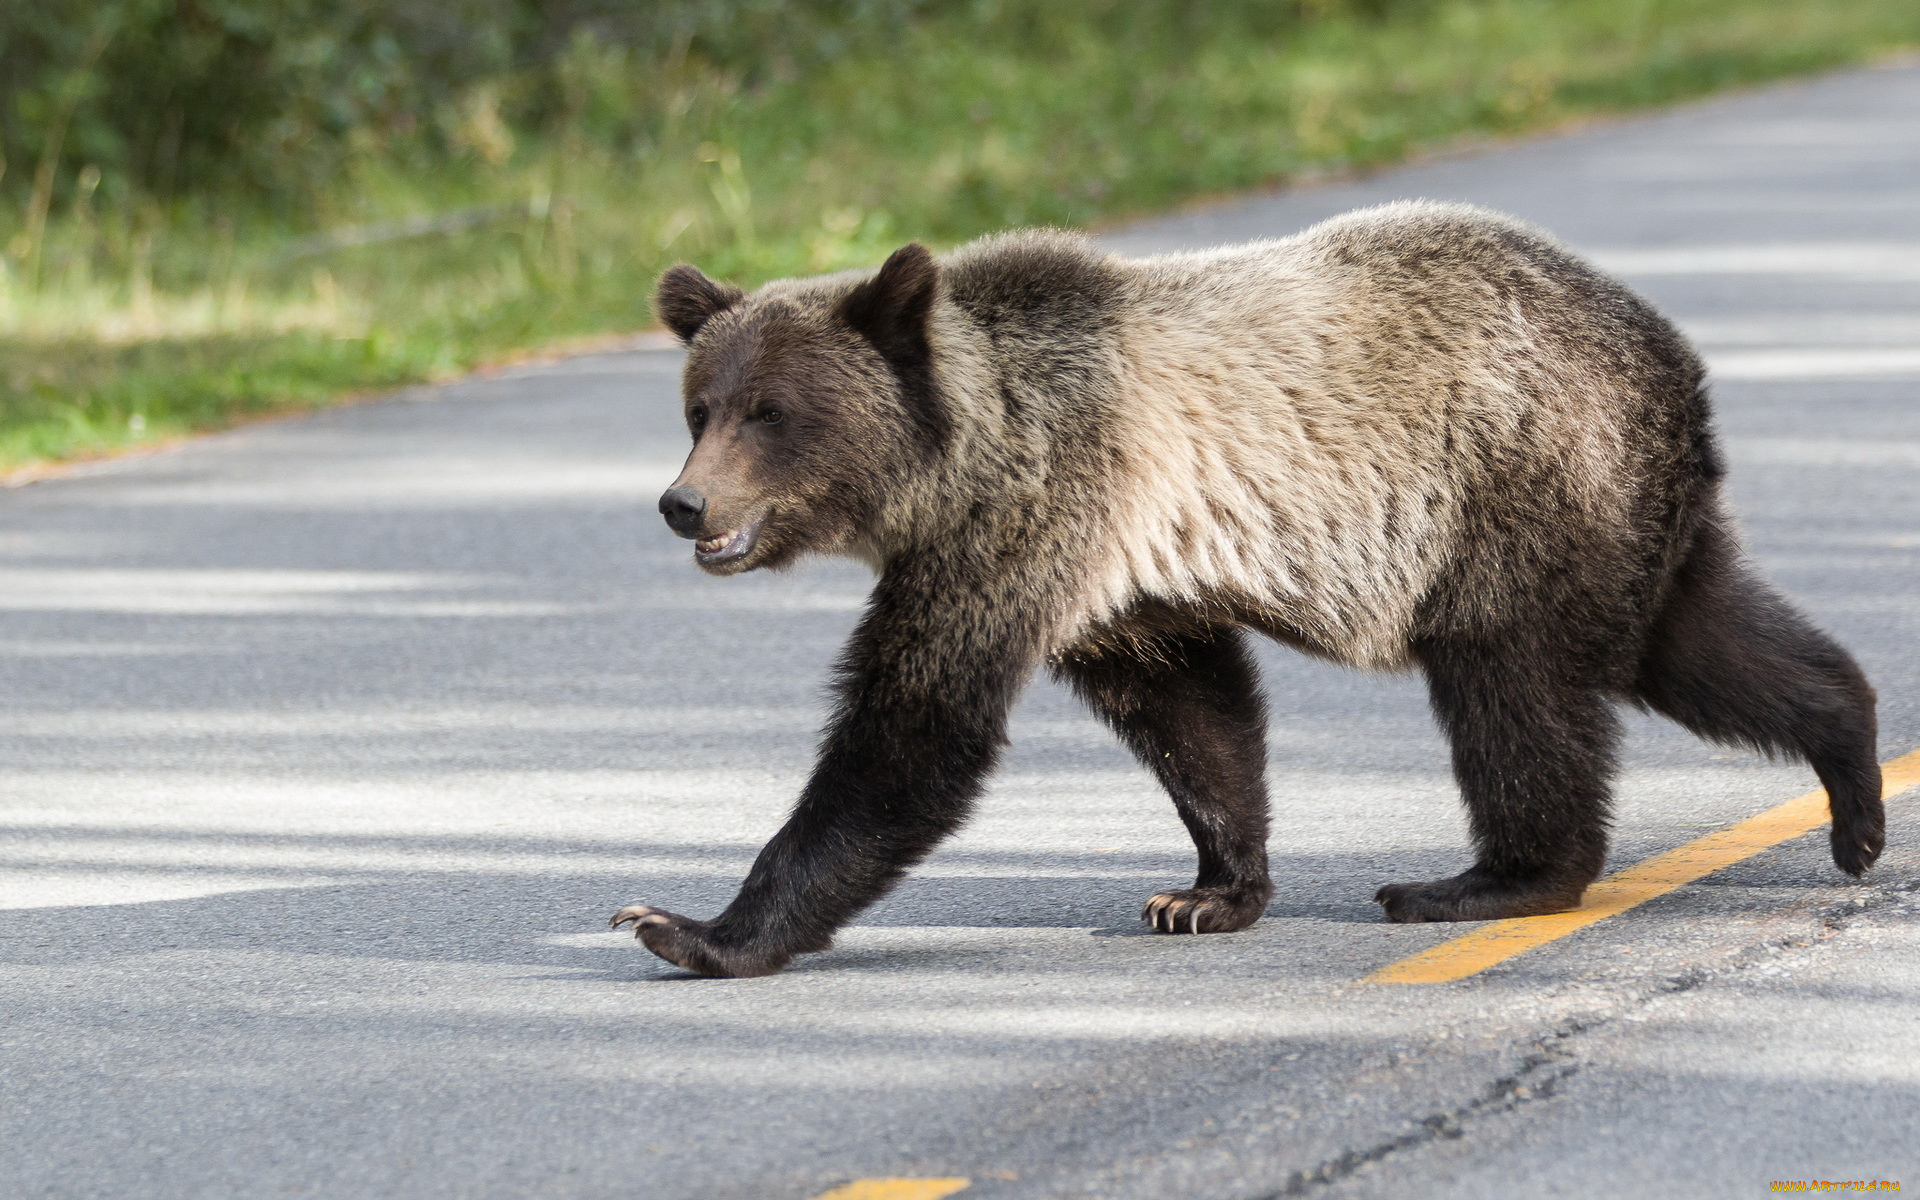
[609,904,670,931]
[1140,886,1268,934]
[1830,823,1884,878]
[608,904,791,977]
[610,903,721,973]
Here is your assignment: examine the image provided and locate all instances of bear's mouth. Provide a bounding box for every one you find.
[694,513,767,568]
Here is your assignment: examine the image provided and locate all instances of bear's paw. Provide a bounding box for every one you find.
[609,905,789,977]
[1374,869,1588,923]
[1140,885,1270,934]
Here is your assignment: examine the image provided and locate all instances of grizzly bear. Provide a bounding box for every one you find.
[612,201,1882,977]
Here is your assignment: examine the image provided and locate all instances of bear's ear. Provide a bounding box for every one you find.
[655,264,744,343]
[839,243,939,358]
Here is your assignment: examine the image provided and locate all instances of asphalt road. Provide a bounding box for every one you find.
[5,60,1920,1200]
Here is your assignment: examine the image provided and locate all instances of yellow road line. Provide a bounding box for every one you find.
[811,1179,971,1200]
[1369,747,1920,985]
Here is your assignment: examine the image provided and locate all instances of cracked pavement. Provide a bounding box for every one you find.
[3,59,1920,1200]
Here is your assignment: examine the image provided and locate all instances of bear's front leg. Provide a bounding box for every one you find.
[1053,617,1275,935]
[615,559,1038,976]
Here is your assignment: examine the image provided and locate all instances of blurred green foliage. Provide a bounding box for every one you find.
[2,0,1917,470]
[3,1,1387,211]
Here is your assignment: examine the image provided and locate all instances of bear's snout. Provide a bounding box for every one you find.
[659,486,708,537]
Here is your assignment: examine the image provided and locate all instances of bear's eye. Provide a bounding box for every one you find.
[688,405,708,434]
[759,409,786,426]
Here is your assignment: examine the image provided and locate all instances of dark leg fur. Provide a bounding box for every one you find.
[1379,637,1619,922]
[1054,622,1274,934]
[613,678,1015,976]
[1632,520,1882,875]
[615,555,1035,976]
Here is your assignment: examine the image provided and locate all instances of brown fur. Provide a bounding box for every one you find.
[616,201,1881,977]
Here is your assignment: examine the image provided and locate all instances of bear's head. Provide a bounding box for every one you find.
[654,244,945,574]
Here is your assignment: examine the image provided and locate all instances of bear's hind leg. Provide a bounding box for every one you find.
[1377,637,1619,922]
[1633,520,1882,875]
[1054,622,1273,934]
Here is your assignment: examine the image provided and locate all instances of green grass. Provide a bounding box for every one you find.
[4,0,1918,472]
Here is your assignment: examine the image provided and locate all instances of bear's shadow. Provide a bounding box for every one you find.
[0,837,1428,982]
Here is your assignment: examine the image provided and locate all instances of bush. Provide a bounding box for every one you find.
[2,1,1386,212]
[1,0,1915,471]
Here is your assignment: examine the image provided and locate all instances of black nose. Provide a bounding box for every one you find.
[659,487,707,536]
